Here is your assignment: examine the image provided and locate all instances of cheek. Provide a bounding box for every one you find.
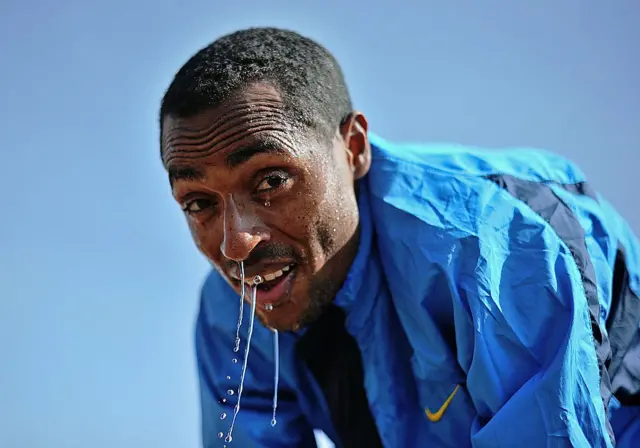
[187,217,221,261]
[280,183,327,237]
[282,175,352,257]
[314,182,359,251]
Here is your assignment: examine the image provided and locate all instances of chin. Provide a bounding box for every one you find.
[259,314,301,332]
[256,301,309,332]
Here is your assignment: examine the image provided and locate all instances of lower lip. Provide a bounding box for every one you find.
[244,268,295,308]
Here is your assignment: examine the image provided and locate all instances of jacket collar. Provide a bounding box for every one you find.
[332,180,382,333]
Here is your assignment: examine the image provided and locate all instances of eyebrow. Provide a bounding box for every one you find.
[167,140,288,185]
[168,166,206,186]
[224,140,288,169]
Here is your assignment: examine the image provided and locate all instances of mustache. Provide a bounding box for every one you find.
[225,244,299,271]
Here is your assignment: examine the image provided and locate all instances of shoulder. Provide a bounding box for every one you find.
[366,132,591,243]
[365,133,588,312]
[364,136,594,387]
[367,132,586,187]
[366,134,594,332]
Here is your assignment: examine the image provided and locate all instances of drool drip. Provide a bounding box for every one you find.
[271,329,279,427]
[225,275,262,444]
[233,262,245,353]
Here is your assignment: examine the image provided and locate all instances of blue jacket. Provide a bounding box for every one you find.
[195,134,640,447]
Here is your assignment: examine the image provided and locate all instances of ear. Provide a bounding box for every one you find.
[339,112,371,180]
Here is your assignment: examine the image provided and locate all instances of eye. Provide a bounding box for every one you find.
[182,198,214,214]
[256,172,292,193]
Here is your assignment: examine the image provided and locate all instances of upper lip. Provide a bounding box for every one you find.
[228,261,295,283]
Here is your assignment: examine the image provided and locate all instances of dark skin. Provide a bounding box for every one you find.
[161,82,371,331]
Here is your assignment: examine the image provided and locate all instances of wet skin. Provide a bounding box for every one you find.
[161,82,371,331]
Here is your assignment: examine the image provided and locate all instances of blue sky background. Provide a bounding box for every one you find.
[1,1,638,447]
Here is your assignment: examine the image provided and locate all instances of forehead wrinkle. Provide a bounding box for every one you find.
[163,82,285,142]
[163,113,295,166]
[164,125,298,167]
[164,99,285,146]
[165,109,287,153]
[164,108,285,152]
[163,122,292,166]
[166,120,290,162]
[163,104,285,156]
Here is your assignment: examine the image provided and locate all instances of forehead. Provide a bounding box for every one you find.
[161,82,303,166]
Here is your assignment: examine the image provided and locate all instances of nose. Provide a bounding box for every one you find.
[220,196,269,262]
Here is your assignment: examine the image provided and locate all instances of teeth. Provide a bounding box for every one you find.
[245,265,293,284]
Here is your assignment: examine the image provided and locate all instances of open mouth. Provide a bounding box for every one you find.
[245,264,295,291]
[245,263,295,291]
[240,263,296,307]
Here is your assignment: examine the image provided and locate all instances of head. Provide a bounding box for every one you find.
[159,27,371,331]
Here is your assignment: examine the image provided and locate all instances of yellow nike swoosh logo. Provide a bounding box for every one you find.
[425,385,460,422]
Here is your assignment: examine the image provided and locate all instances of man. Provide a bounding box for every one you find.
[159,27,640,447]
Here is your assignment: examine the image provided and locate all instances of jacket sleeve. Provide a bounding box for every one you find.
[195,289,318,448]
[461,178,614,447]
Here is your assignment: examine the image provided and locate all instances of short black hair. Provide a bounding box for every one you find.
[159,27,353,144]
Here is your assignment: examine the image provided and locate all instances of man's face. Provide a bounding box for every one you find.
[161,82,370,331]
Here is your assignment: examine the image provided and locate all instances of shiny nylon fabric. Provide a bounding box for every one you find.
[195,133,640,447]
